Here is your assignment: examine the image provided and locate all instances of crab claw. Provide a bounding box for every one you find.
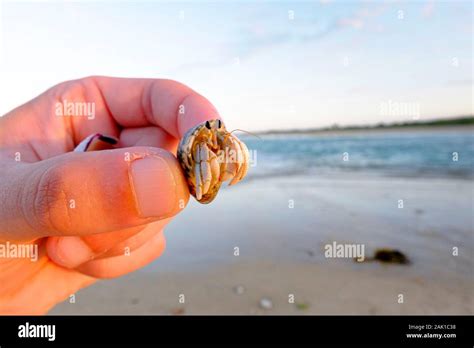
[194,143,221,199]
[198,143,213,194]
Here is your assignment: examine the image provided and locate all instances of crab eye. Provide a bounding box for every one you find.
[205,121,211,129]
[217,120,222,128]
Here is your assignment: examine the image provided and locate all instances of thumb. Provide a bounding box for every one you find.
[0,147,189,241]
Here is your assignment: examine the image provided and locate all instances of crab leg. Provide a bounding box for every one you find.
[194,163,203,200]
[232,138,249,184]
[193,145,203,200]
[199,143,212,194]
[220,137,240,182]
[209,151,220,188]
[221,161,239,182]
[228,136,244,186]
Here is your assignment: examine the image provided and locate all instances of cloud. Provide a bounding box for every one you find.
[421,1,435,18]
[238,2,391,53]
[168,2,391,73]
[337,17,364,29]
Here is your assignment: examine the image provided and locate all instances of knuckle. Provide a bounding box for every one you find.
[49,76,97,103]
[28,164,72,234]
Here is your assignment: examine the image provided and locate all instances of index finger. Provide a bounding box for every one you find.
[89,76,221,138]
[0,76,221,161]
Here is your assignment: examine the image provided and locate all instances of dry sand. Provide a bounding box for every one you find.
[50,261,473,315]
[50,174,474,315]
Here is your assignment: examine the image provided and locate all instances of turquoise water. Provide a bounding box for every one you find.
[242,129,474,179]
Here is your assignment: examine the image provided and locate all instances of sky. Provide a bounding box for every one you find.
[0,0,472,131]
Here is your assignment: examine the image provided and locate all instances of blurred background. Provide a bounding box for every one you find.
[0,0,472,130]
[0,0,472,314]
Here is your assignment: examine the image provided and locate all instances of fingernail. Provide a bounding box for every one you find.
[55,237,94,268]
[130,156,177,218]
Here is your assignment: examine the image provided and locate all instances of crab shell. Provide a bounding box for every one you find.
[177,119,250,204]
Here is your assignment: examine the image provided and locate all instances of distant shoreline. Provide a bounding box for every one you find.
[255,124,474,137]
[255,116,474,136]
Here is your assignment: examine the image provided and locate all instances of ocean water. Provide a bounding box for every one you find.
[241,129,474,180]
[148,128,473,280]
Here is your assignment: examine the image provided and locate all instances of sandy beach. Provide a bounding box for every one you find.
[1,6,472,347]
[50,173,474,315]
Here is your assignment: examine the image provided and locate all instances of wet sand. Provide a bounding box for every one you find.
[50,261,473,315]
[50,174,474,315]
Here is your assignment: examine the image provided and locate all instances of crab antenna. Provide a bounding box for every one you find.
[229,129,262,140]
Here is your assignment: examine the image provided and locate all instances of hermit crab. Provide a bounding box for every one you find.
[74,119,250,204]
[177,119,249,203]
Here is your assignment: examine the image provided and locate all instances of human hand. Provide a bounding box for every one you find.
[0,76,220,314]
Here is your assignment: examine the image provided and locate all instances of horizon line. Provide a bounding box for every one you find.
[249,115,474,134]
